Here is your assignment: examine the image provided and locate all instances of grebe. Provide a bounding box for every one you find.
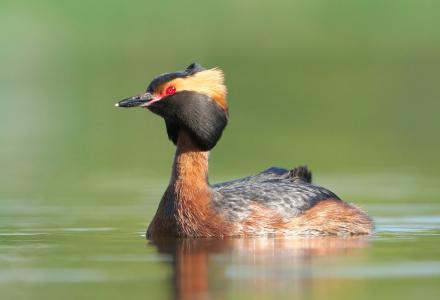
[116,63,373,238]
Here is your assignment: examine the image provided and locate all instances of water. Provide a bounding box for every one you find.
[1,179,439,300]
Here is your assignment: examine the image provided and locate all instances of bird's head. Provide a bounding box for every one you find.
[116,63,228,151]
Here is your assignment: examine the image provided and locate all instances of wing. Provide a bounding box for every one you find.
[211,167,339,221]
[213,167,291,189]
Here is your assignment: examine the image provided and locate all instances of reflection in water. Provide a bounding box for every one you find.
[150,237,369,300]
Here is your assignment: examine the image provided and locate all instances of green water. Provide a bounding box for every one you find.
[1,179,439,300]
[1,1,440,299]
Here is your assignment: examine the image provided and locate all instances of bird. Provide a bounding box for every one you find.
[116,63,373,239]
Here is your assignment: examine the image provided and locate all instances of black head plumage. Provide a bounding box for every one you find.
[146,63,206,93]
[150,90,228,151]
[147,63,227,151]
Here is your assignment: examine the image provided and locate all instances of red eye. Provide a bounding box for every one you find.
[165,86,176,96]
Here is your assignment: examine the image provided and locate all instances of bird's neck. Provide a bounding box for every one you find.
[148,130,230,238]
[169,130,211,204]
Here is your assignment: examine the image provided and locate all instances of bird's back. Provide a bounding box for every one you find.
[211,167,340,221]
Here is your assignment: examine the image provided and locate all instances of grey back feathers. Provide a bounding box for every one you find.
[211,167,339,221]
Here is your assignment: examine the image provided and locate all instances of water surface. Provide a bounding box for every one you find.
[1,179,439,300]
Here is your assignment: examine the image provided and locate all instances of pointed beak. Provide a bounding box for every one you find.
[115,92,155,108]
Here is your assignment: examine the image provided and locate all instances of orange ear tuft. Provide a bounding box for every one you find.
[169,68,228,110]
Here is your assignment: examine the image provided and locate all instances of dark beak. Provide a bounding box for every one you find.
[115,92,154,108]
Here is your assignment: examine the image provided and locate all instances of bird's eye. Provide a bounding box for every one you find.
[165,86,176,96]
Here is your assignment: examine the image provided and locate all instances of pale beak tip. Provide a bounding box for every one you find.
[114,103,119,107]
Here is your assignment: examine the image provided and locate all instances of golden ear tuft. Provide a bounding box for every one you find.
[169,67,228,110]
[188,68,228,110]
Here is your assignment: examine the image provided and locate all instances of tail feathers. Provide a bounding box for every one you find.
[289,166,312,183]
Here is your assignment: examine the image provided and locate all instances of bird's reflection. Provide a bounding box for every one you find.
[149,237,369,300]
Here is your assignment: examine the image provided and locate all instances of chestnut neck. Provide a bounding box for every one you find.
[169,130,210,196]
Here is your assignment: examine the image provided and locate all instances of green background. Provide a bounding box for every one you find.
[1,0,439,199]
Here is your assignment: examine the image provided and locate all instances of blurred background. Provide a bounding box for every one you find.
[1,0,439,202]
[1,1,440,300]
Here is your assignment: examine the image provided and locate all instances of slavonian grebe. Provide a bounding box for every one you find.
[116,63,373,238]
